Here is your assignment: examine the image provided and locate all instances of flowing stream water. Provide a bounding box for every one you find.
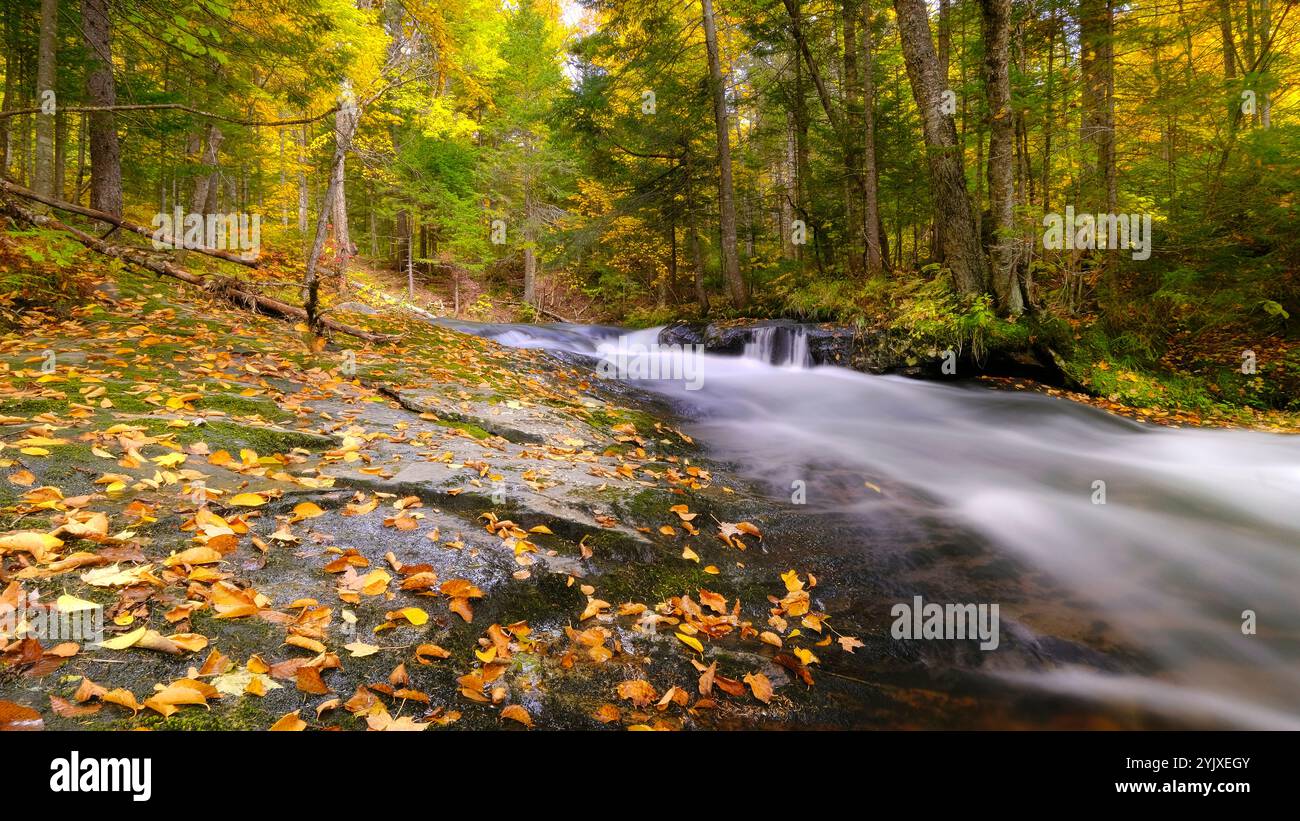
[435,318,1300,729]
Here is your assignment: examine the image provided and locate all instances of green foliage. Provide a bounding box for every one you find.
[0,228,89,323]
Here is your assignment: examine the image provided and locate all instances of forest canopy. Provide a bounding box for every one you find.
[1,0,1297,412]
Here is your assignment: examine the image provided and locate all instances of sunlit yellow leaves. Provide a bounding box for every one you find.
[675,632,704,654]
[384,606,428,626]
[668,504,696,521]
[345,642,381,657]
[143,679,217,717]
[579,597,610,621]
[151,451,186,468]
[342,495,379,516]
[209,580,263,618]
[285,635,326,654]
[291,502,325,522]
[0,531,62,561]
[164,546,223,567]
[228,492,267,507]
[365,711,428,731]
[81,563,158,587]
[270,710,307,731]
[792,647,820,667]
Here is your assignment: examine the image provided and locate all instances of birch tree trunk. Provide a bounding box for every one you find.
[303,83,359,330]
[34,0,57,199]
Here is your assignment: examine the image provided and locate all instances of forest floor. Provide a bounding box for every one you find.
[0,257,921,731]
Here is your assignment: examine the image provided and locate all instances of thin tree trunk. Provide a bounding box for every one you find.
[980,0,1020,314]
[331,83,354,280]
[0,5,16,177]
[701,0,747,309]
[841,0,867,278]
[688,221,710,314]
[297,124,309,232]
[862,1,884,275]
[303,82,358,330]
[1260,0,1272,128]
[54,110,67,200]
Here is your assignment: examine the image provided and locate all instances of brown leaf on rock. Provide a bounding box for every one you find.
[616,679,657,708]
[743,672,773,704]
[0,700,44,730]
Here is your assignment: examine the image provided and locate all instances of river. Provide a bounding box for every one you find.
[434,318,1300,730]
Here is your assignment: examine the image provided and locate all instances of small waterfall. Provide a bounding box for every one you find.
[742,325,813,368]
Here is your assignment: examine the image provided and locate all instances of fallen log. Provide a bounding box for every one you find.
[1,195,396,345]
[0,177,259,268]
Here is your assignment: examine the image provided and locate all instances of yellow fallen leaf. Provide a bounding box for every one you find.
[0,531,63,560]
[291,502,325,521]
[270,710,307,731]
[228,492,267,507]
[675,632,704,654]
[98,626,147,650]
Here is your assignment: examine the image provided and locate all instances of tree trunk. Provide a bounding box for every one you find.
[841,0,867,279]
[780,113,797,261]
[688,221,710,314]
[979,0,1020,314]
[0,5,16,177]
[893,0,988,295]
[701,0,747,309]
[190,123,223,215]
[303,82,358,330]
[1260,0,1272,128]
[296,124,309,232]
[54,109,66,199]
[33,0,57,198]
[1079,0,1116,215]
[862,1,884,275]
[81,0,122,216]
[331,84,354,266]
[394,210,410,271]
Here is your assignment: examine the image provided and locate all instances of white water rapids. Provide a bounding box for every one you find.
[435,318,1300,729]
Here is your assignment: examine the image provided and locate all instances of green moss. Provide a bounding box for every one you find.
[194,393,292,422]
[432,419,491,439]
[129,694,274,731]
[133,417,335,453]
[0,397,66,416]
